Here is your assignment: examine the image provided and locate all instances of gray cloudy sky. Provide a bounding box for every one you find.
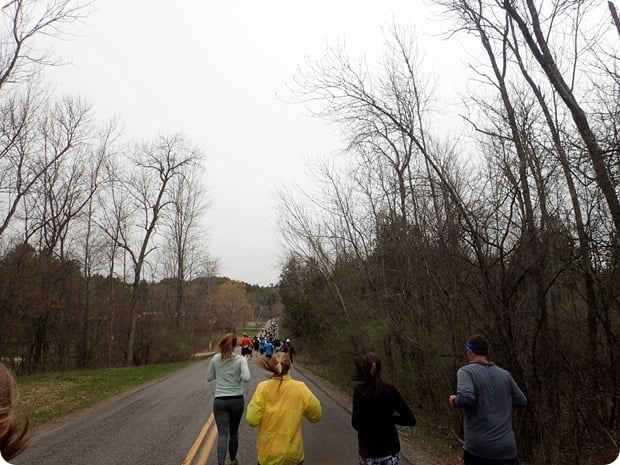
[44,0,463,286]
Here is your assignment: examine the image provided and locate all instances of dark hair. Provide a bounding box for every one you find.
[466,334,489,356]
[353,352,382,398]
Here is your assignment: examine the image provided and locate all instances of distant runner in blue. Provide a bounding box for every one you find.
[264,339,275,358]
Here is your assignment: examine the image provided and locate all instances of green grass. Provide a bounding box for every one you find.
[16,357,209,428]
[405,419,461,459]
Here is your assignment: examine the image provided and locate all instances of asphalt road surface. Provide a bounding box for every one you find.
[13,354,417,465]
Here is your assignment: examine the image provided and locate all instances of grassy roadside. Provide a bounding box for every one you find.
[15,357,209,429]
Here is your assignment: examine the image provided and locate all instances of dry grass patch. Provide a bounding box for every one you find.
[16,358,207,428]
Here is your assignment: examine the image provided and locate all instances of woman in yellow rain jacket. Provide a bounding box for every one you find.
[246,352,322,465]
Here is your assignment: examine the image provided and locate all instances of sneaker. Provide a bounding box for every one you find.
[230,460,238,465]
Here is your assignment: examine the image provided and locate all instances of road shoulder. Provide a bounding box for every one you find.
[294,363,451,465]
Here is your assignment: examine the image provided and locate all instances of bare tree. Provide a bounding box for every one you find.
[431,1,619,461]
[21,96,94,254]
[0,0,92,89]
[101,133,201,366]
[3,95,96,372]
[0,85,47,238]
[75,119,120,367]
[0,0,92,238]
[499,0,620,238]
[608,1,620,35]
[161,153,210,331]
[95,152,132,367]
[292,28,439,227]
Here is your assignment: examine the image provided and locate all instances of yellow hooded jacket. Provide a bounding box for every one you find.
[246,374,322,465]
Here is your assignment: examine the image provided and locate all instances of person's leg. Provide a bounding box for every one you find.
[213,398,231,465]
[227,397,245,462]
[358,454,399,465]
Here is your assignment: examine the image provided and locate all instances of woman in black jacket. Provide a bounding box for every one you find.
[351,352,416,465]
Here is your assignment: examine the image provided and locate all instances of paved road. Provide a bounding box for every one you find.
[14,355,417,465]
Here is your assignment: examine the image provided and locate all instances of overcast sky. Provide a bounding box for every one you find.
[43,0,465,286]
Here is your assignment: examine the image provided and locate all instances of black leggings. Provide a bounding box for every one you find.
[213,396,244,465]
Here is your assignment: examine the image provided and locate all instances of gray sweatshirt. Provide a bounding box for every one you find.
[454,361,527,460]
[207,353,250,397]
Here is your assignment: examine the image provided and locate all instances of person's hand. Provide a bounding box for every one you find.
[448,394,457,407]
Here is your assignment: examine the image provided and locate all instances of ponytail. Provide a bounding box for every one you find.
[353,352,383,398]
[258,352,291,381]
[218,333,237,359]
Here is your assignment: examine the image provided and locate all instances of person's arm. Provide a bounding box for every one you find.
[351,388,364,431]
[510,376,527,408]
[303,384,322,423]
[246,384,264,427]
[239,356,251,382]
[206,356,217,382]
[451,368,475,408]
[392,386,416,426]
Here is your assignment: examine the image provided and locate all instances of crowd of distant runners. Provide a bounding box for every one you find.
[239,333,296,363]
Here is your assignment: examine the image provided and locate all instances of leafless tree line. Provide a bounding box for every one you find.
[0,1,221,371]
[278,2,619,464]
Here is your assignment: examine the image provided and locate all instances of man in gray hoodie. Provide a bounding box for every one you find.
[449,334,527,465]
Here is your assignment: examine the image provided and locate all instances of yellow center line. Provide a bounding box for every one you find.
[181,412,215,465]
[196,422,218,465]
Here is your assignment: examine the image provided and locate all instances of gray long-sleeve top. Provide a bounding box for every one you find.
[207,353,250,397]
[454,361,527,460]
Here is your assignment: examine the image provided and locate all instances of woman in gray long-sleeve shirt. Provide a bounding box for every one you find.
[207,333,251,465]
[449,334,527,465]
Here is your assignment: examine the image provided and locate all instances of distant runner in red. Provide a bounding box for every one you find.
[240,332,253,358]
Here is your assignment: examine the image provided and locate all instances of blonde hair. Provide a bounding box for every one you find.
[218,333,238,359]
[0,364,29,460]
[258,352,291,378]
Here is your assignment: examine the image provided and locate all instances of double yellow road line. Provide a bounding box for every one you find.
[182,412,217,465]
